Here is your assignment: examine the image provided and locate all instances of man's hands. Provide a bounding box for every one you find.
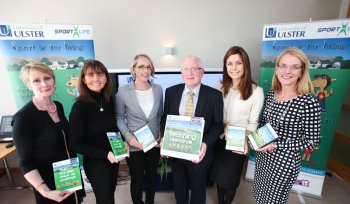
[159,138,207,164]
[159,137,169,158]
[155,136,162,148]
[192,142,207,164]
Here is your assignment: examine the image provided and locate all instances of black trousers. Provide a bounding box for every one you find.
[171,158,210,204]
[84,161,119,204]
[217,185,237,204]
[126,147,160,204]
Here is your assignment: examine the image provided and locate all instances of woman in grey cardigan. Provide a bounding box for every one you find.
[115,54,163,204]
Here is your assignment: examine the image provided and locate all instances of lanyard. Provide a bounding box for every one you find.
[267,95,293,129]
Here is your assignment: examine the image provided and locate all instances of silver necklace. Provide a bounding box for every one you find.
[33,97,57,113]
[94,99,104,112]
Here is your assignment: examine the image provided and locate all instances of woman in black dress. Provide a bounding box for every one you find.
[69,60,126,204]
[12,62,85,204]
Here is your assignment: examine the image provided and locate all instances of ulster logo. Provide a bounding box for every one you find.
[0,25,12,37]
[265,27,276,38]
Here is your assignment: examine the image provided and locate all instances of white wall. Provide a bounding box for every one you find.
[0,0,347,117]
[0,0,346,73]
[0,0,349,168]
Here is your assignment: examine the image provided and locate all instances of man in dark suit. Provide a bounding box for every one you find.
[160,56,223,204]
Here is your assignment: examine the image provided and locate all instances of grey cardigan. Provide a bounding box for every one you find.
[115,82,163,152]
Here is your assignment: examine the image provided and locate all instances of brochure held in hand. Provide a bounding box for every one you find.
[52,157,82,191]
[161,115,205,161]
[248,123,278,150]
[225,126,246,152]
[134,125,158,152]
[107,132,128,159]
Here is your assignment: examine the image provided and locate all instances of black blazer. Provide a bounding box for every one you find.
[160,83,223,151]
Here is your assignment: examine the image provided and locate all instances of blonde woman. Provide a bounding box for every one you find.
[115,54,163,204]
[252,47,321,204]
[12,62,85,203]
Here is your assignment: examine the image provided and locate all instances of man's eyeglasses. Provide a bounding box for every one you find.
[181,67,203,73]
[277,64,302,71]
[137,65,152,71]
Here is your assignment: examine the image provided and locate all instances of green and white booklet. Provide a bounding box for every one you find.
[107,132,128,159]
[52,157,82,191]
[161,115,205,161]
[134,125,157,152]
[226,126,246,152]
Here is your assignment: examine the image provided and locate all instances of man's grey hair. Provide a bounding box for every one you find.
[181,55,203,68]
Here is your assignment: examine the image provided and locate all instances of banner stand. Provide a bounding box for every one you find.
[245,18,350,198]
[0,23,95,192]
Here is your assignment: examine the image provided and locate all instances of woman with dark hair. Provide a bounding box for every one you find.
[210,46,264,204]
[69,60,126,204]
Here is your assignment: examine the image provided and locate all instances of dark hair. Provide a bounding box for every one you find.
[221,46,256,100]
[78,60,112,103]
